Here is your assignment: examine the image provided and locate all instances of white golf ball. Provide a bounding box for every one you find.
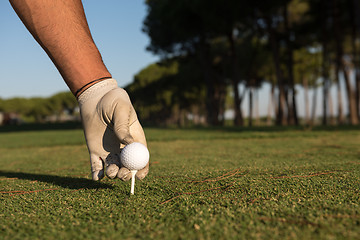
[120,142,149,170]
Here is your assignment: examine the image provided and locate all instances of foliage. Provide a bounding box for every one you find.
[0,91,78,123]
[140,0,360,126]
[293,46,322,86]
[126,58,206,126]
[143,0,256,126]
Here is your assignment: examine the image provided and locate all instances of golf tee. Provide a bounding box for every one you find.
[130,170,137,195]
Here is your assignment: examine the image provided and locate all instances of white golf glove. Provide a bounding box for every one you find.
[77,79,149,181]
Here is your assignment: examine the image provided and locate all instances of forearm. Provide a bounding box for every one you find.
[9,0,111,95]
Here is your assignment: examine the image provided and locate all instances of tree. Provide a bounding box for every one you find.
[140,0,360,127]
[143,0,219,125]
[331,0,358,125]
[143,0,252,126]
[126,58,206,126]
[294,47,322,125]
[0,92,78,123]
[251,0,291,125]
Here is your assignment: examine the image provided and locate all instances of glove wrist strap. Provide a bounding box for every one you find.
[75,77,112,98]
[77,78,118,105]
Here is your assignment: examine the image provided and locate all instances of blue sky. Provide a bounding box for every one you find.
[0,1,158,99]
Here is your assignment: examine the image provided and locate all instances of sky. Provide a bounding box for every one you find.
[0,0,159,99]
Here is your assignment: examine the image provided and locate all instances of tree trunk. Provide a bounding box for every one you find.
[310,86,318,126]
[356,0,360,122]
[197,40,220,125]
[342,62,359,124]
[285,88,291,124]
[249,86,253,127]
[227,32,243,126]
[336,78,344,124]
[322,70,330,125]
[272,83,279,121]
[329,91,335,125]
[255,89,260,125]
[266,17,287,125]
[322,53,330,125]
[321,0,330,125]
[349,0,360,121]
[217,78,227,125]
[266,84,274,126]
[332,0,345,124]
[284,2,298,126]
[332,0,358,125]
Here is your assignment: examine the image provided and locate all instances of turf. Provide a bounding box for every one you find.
[0,126,359,239]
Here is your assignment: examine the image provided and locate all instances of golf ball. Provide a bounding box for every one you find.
[120,142,149,170]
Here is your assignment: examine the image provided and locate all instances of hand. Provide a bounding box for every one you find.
[77,79,149,181]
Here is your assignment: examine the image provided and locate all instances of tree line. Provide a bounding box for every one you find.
[2,0,360,127]
[0,92,78,124]
[125,0,360,127]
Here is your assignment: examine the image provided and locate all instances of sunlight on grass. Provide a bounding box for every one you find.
[0,127,359,239]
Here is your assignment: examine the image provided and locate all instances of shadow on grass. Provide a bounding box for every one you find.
[0,171,113,190]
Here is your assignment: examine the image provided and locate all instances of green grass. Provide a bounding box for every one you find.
[0,126,359,240]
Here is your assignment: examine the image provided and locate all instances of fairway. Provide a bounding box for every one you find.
[0,127,359,239]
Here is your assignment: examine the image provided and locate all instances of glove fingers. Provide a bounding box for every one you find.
[90,154,105,181]
[97,88,149,181]
[117,167,132,181]
[105,153,120,179]
[92,170,104,181]
[106,164,119,179]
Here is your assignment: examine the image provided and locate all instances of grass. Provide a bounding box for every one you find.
[0,125,359,239]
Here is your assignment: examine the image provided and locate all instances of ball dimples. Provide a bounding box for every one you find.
[120,142,149,170]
